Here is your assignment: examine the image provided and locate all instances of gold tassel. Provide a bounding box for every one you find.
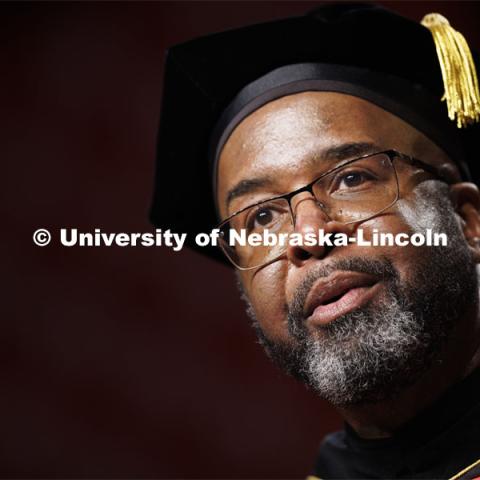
[421,13,480,128]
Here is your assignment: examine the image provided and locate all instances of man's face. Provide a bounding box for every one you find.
[216,92,479,406]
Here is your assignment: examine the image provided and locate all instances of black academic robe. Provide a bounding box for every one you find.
[311,367,480,479]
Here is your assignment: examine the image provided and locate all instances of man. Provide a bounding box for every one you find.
[150,3,480,478]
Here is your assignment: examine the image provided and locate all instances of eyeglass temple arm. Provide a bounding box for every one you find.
[391,151,456,184]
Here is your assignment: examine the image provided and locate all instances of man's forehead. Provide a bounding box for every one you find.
[220,92,397,157]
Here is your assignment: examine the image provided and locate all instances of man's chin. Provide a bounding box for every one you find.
[262,295,442,406]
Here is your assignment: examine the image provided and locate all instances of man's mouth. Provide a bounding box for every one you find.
[304,272,381,327]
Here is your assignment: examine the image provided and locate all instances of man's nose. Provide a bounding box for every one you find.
[286,196,354,265]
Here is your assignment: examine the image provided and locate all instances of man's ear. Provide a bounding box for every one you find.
[450,182,480,262]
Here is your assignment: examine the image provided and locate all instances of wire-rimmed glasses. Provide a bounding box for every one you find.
[216,150,452,270]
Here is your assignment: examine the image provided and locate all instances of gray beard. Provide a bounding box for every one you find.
[240,183,478,406]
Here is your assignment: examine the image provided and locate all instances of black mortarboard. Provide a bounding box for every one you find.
[150,3,480,264]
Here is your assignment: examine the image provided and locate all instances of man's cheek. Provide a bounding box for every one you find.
[249,263,291,341]
[359,212,435,282]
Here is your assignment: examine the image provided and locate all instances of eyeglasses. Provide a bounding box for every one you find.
[216,149,453,270]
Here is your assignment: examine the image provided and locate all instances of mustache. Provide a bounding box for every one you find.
[287,256,399,334]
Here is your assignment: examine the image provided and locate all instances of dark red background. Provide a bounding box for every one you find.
[3,1,480,478]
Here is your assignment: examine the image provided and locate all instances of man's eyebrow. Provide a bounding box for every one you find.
[321,141,383,163]
[225,142,382,211]
[226,177,272,211]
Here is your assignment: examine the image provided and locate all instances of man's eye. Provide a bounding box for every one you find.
[335,170,375,191]
[255,208,273,225]
[246,206,279,232]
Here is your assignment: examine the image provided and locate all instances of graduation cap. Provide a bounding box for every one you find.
[150,3,480,264]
